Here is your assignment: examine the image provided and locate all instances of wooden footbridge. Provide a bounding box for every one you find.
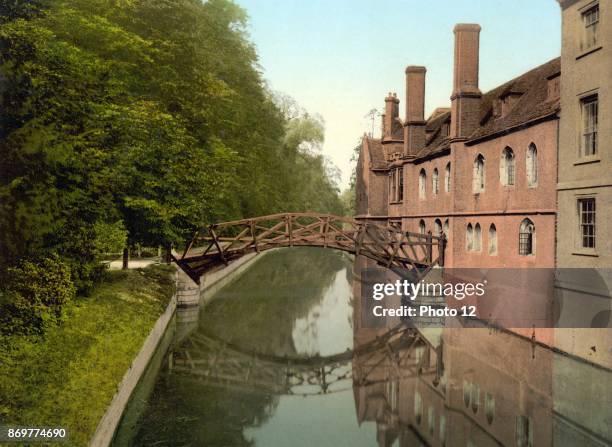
[174,212,446,283]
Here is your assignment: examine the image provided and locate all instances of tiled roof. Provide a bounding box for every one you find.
[467,57,560,143]
[365,137,386,169]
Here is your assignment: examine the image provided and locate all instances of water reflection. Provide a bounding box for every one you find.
[125,248,611,447]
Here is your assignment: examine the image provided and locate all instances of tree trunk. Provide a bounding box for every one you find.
[122,247,130,270]
[164,243,172,264]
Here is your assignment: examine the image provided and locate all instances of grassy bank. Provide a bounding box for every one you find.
[0,265,175,446]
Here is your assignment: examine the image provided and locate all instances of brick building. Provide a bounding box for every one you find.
[356,3,609,272]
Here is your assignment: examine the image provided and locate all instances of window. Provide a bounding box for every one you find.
[485,392,495,425]
[527,144,538,187]
[439,415,447,447]
[519,219,535,256]
[432,168,439,195]
[389,170,395,202]
[434,219,443,236]
[473,154,485,192]
[463,380,472,408]
[489,224,498,255]
[443,219,449,239]
[581,95,598,157]
[578,198,596,249]
[428,406,435,436]
[398,168,404,202]
[419,219,426,235]
[445,162,451,192]
[516,415,533,447]
[414,392,423,424]
[500,147,515,186]
[471,382,480,413]
[474,223,482,252]
[582,4,599,50]
[419,169,427,199]
[466,224,474,251]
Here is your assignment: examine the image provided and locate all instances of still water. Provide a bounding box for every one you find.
[118,248,611,447]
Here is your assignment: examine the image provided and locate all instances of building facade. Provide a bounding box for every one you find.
[356,3,610,272]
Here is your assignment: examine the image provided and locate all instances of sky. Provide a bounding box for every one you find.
[235,0,561,189]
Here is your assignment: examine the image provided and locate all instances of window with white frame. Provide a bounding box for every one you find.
[445,162,451,192]
[582,4,599,50]
[527,144,538,187]
[519,219,535,256]
[581,95,598,157]
[488,224,498,255]
[443,219,449,239]
[578,198,596,249]
[419,169,427,199]
[473,154,485,192]
[500,147,515,186]
[432,168,439,195]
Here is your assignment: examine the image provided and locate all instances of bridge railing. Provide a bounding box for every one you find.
[176,213,446,283]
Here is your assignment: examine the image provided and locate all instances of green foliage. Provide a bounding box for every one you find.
[0,0,344,302]
[0,256,75,335]
[0,264,175,446]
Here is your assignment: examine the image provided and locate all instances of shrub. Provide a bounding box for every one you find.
[0,256,75,335]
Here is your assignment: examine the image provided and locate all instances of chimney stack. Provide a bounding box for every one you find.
[450,24,482,139]
[383,92,399,140]
[404,66,427,156]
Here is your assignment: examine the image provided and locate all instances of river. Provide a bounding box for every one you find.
[114,248,611,446]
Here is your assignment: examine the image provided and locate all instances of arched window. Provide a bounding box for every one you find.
[445,162,451,192]
[488,224,497,255]
[485,392,495,425]
[527,143,538,187]
[419,169,427,199]
[414,392,423,424]
[466,223,474,251]
[519,218,535,256]
[500,147,515,186]
[473,154,485,192]
[474,223,482,251]
[443,219,449,238]
[432,168,439,195]
[434,218,443,236]
[463,380,472,408]
[428,406,435,436]
[440,414,447,447]
[419,219,426,235]
[471,382,480,413]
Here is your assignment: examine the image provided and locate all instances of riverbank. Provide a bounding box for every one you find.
[0,265,175,446]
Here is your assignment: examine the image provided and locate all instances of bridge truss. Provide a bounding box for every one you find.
[175,213,446,283]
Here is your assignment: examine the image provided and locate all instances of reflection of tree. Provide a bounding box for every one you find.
[133,248,349,446]
[199,247,348,357]
[133,378,278,446]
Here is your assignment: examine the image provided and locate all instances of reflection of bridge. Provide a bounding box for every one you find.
[174,213,446,283]
[169,324,439,396]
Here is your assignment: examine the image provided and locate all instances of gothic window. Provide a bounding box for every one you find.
[466,224,474,251]
[489,224,498,255]
[419,219,426,235]
[428,406,435,436]
[485,392,495,425]
[500,147,515,186]
[519,219,535,256]
[443,219,449,239]
[526,144,538,187]
[581,95,598,157]
[434,219,443,237]
[473,154,485,192]
[414,392,423,425]
[419,169,427,199]
[578,198,596,249]
[474,223,482,252]
[432,168,439,195]
[445,162,451,192]
[398,168,404,202]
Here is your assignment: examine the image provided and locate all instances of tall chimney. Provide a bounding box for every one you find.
[383,92,399,140]
[404,66,427,156]
[450,24,482,139]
